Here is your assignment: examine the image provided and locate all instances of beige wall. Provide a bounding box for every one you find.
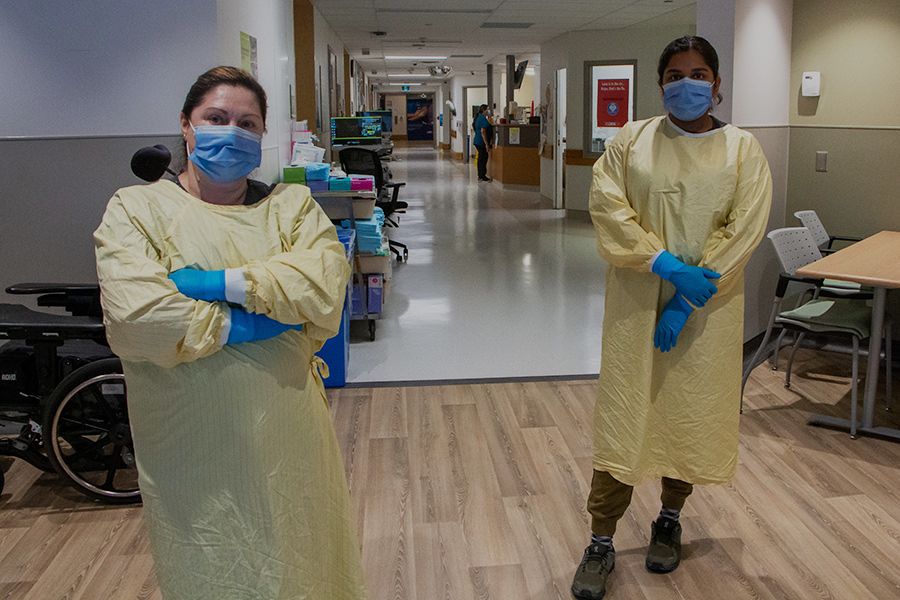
[790,0,900,128]
[787,0,900,329]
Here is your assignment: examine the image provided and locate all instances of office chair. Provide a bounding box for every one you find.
[339,147,409,262]
[794,210,862,254]
[741,228,892,433]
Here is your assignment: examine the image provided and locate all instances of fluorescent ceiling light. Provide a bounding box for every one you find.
[384,82,423,86]
[386,73,432,78]
[385,55,448,60]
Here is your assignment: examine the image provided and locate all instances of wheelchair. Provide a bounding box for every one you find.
[0,283,140,504]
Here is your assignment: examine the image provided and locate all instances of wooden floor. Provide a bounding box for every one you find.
[1,349,899,599]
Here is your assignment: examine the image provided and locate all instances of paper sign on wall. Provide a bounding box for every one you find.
[240,32,258,79]
[509,127,520,145]
[597,79,629,128]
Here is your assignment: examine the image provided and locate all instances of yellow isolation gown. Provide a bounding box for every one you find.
[589,115,773,486]
[94,180,365,599]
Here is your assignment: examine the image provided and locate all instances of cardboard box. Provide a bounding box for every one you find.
[366,274,383,315]
[351,275,366,317]
[321,197,375,220]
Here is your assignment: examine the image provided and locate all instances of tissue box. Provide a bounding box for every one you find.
[351,275,367,317]
[282,166,306,183]
[350,175,375,191]
[328,177,352,191]
[366,274,384,315]
[307,180,329,193]
[305,162,330,181]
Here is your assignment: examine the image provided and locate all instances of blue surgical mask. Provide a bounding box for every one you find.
[188,124,262,183]
[662,78,713,122]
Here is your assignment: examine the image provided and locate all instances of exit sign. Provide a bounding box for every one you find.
[401,85,410,92]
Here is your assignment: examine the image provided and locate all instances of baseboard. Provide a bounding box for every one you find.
[452,151,463,161]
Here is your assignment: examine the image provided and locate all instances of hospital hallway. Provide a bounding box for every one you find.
[348,144,605,384]
[3,146,900,600]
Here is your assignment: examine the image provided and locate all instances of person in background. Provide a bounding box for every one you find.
[94,66,366,599]
[473,103,492,182]
[571,36,772,600]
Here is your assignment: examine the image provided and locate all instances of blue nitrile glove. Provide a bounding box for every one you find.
[227,307,303,345]
[652,251,721,308]
[169,268,226,303]
[654,295,694,353]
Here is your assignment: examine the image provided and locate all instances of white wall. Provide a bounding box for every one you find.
[499,71,540,114]
[539,21,696,212]
[696,0,735,124]
[732,0,792,126]
[313,6,347,158]
[217,0,295,182]
[449,74,486,155]
[0,0,217,137]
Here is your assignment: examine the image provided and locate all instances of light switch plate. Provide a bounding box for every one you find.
[815,151,828,172]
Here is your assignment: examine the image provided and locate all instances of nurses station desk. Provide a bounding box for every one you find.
[490,124,541,187]
[797,230,900,441]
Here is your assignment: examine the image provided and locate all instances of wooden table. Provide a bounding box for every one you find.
[796,231,900,441]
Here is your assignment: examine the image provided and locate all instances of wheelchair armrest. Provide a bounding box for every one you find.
[6,283,100,296]
[384,182,406,188]
[6,283,102,318]
[776,273,823,298]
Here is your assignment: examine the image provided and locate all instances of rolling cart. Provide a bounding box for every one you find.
[312,191,384,341]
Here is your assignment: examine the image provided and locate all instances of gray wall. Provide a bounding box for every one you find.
[0,136,180,307]
[786,126,900,326]
[742,126,790,341]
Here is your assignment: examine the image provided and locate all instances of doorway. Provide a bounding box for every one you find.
[462,86,487,164]
[554,68,567,210]
[406,94,434,141]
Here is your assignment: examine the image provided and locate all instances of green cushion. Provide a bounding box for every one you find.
[777,299,872,339]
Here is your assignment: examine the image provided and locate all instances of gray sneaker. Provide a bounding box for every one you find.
[571,543,615,600]
[645,517,682,573]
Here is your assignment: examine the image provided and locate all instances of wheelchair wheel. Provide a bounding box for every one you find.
[43,358,141,504]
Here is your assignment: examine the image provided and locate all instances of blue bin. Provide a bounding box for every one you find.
[316,298,349,388]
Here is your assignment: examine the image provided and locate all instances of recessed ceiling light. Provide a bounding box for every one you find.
[384,55,448,60]
[481,22,534,29]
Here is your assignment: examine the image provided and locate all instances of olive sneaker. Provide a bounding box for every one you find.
[571,543,615,600]
[645,517,682,573]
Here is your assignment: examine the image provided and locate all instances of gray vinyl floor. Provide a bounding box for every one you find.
[348,146,606,383]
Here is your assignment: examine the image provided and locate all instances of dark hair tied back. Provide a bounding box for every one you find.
[182,66,268,124]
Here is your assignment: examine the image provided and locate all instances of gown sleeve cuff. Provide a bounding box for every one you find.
[649,249,666,272]
[224,268,248,306]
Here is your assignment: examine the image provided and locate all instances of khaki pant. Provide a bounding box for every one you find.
[587,470,693,536]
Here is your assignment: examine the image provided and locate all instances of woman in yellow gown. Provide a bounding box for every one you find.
[94,66,365,599]
[572,37,772,599]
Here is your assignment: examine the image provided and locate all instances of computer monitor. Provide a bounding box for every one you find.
[362,110,392,133]
[331,116,382,144]
[513,60,529,90]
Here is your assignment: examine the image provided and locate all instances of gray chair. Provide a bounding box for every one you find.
[794,210,862,254]
[742,227,892,436]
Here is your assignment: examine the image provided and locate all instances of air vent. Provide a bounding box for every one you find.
[481,22,534,29]
[450,54,484,58]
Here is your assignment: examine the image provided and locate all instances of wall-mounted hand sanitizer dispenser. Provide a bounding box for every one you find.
[801,71,821,97]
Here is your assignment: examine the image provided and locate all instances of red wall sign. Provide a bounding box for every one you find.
[597,79,629,128]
